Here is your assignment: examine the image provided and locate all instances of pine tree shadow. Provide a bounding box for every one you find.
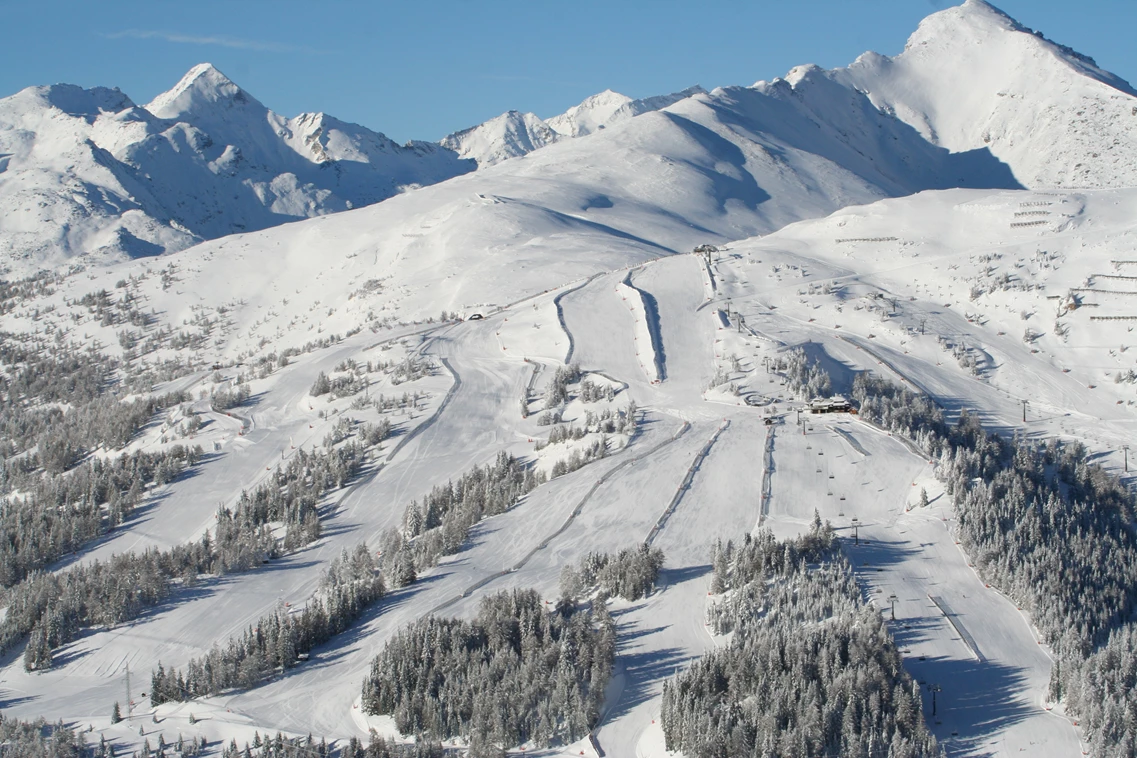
[841,533,925,574]
[903,656,1036,756]
[613,624,669,645]
[887,615,947,652]
[270,572,448,674]
[658,564,711,587]
[603,645,690,722]
[0,692,38,709]
[50,636,96,668]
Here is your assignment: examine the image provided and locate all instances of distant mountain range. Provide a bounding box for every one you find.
[0,64,702,275]
[0,0,1134,276]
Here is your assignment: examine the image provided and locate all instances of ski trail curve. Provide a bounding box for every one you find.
[428,419,693,615]
[384,356,462,463]
[555,273,605,364]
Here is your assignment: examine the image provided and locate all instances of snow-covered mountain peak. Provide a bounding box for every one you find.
[920,0,1021,35]
[443,84,709,166]
[902,0,1132,94]
[0,63,475,274]
[836,0,1137,189]
[1,83,135,130]
[547,89,633,137]
[784,64,823,87]
[145,63,258,121]
[45,84,135,119]
[440,110,560,166]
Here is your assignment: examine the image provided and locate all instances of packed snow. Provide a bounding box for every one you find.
[1,2,1136,757]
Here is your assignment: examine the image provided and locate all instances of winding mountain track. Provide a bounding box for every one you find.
[384,356,462,463]
[555,272,605,364]
[428,419,693,615]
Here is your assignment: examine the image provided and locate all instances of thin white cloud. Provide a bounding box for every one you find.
[102,29,323,54]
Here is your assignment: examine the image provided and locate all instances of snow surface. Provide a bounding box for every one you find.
[0,64,473,274]
[7,184,1132,757]
[0,83,1030,374]
[837,0,1137,189]
[3,3,1137,757]
[438,84,709,166]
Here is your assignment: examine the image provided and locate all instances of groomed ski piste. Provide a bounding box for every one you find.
[3,2,1137,754]
[5,183,1137,757]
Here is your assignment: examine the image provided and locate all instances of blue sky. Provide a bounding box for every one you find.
[3,0,1133,143]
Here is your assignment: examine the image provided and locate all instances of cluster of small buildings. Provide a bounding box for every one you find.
[807,396,854,414]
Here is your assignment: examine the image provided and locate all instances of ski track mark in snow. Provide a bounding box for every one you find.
[429,417,693,615]
[757,422,776,530]
[645,420,729,546]
[554,272,605,364]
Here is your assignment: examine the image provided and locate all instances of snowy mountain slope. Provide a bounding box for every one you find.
[544,86,707,138]
[684,66,1021,197]
[6,186,1136,758]
[442,0,1137,179]
[4,4,1137,755]
[0,84,199,269]
[0,64,474,275]
[836,0,1137,189]
[712,187,1137,449]
[439,109,562,166]
[0,66,707,273]
[544,89,633,137]
[7,0,1137,277]
[4,113,1136,758]
[601,85,707,130]
[0,71,1027,370]
[440,84,706,165]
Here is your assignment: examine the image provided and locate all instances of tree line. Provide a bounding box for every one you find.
[0,443,202,588]
[8,421,383,672]
[662,523,938,758]
[0,715,86,758]
[213,732,447,758]
[778,347,833,399]
[0,332,191,468]
[0,334,214,587]
[558,543,664,606]
[850,371,1137,756]
[361,588,615,751]
[1053,624,1137,758]
[114,732,207,758]
[150,544,385,701]
[385,451,540,579]
[536,403,637,478]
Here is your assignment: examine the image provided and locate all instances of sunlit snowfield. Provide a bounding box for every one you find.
[2,2,1136,756]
